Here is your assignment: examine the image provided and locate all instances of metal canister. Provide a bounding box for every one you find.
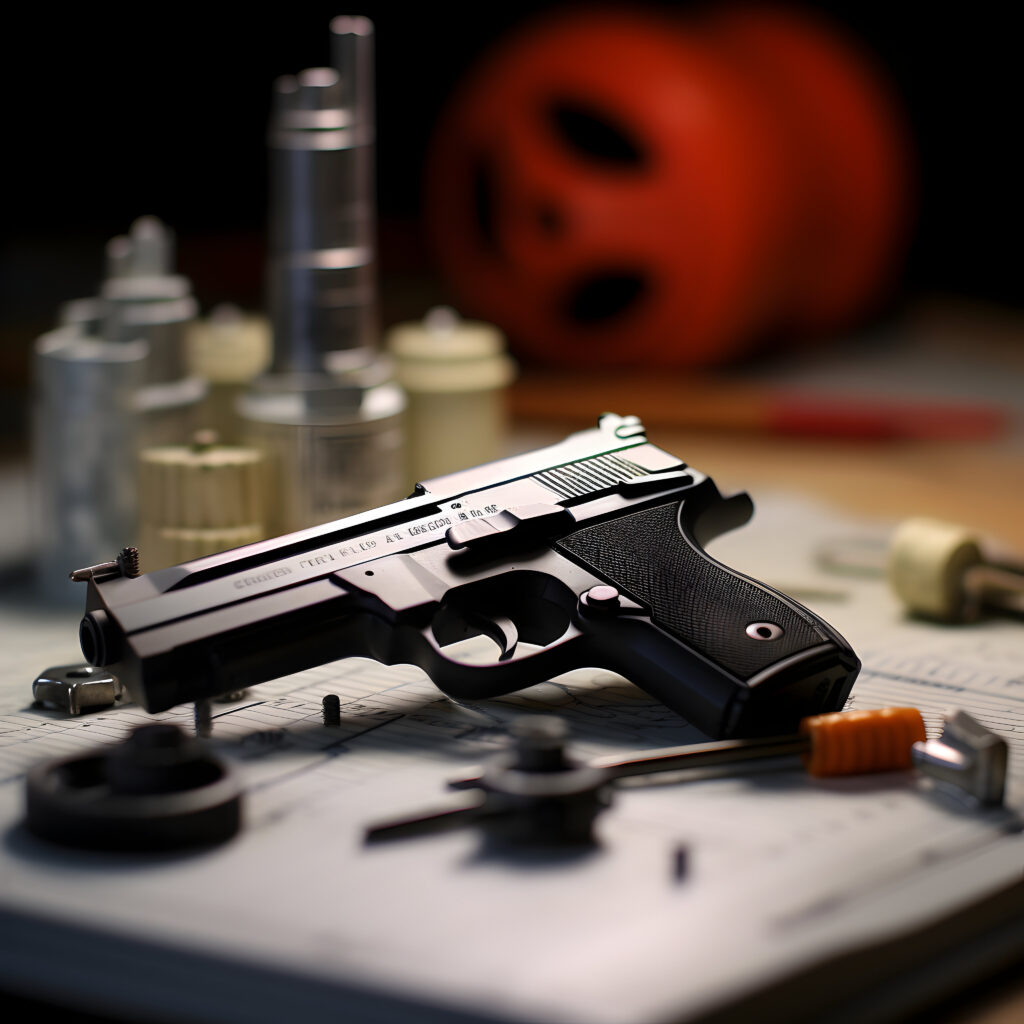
[31,217,205,601]
[32,327,148,603]
[243,17,405,531]
[100,217,206,447]
[239,368,404,533]
[266,35,376,373]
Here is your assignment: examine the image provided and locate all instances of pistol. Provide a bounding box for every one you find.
[76,415,859,739]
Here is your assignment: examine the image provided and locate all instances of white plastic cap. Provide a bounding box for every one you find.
[386,307,516,393]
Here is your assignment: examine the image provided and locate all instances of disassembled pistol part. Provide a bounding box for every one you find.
[912,709,1008,807]
[32,664,123,716]
[322,693,342,727]
[25,723,242,851]
[365,716,612,847]
[70,545,140,583]
[194,699,213,739]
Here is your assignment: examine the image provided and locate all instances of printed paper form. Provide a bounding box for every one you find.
[0,493,1022,1024]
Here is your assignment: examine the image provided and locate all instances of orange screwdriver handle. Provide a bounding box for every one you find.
[800,706,926,777]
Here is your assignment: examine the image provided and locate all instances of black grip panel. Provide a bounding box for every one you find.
[557,501,826,680]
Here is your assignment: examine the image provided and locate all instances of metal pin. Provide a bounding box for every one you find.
[451,733,810,790]
[194,699,213,739]
[672,844,689,883]
[70,561,120,583]
[322,693,342,727]
[70,546,140,582]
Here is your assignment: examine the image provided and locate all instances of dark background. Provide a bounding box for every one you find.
[2,2,1020,360]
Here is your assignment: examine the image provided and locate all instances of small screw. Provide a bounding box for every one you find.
[118,546,141,578]
[322,694,342,727]
[70,545,141,582]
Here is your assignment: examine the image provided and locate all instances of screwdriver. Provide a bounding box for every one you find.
[449,706,928,789]
[599,706,926,780]
[368,708,928,844]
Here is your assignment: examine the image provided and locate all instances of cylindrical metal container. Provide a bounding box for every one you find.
[32,327,148,603]
[244,17,404,531]
[266,52,376,373]
[101,216,199,384]
[239,369,405,533]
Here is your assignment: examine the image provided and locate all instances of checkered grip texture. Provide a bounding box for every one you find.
[557,501,827,680]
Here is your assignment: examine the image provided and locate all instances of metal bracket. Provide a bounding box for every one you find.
[912,709,1008,806]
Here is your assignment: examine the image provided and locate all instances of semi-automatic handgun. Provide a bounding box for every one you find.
[75,415,859,739]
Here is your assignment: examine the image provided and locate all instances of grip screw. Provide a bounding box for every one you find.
[746,622,783,641]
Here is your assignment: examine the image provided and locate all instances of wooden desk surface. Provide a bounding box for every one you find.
[506,301,1024,549]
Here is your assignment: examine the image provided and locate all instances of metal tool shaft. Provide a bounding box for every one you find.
[596,734,812,779]
[450,733,812,789]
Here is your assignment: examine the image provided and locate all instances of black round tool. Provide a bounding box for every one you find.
[364,715,612,847]
[25,723,242,851]
[478,716,612,846]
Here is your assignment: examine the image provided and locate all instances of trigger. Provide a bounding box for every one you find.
[476,614,519,662]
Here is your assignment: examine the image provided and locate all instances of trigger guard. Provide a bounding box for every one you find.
[418,622,584,702]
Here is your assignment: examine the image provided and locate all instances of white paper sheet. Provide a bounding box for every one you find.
[0,493,1021,1024]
